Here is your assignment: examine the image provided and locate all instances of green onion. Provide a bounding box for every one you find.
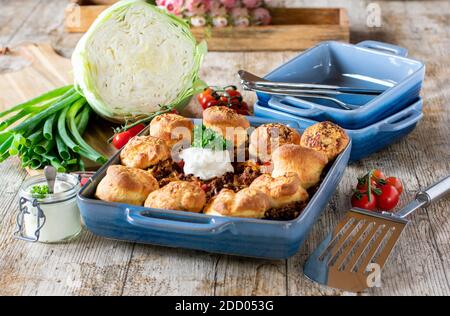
[34,139,55,155]
[41,153,66,173]
[29,156,43,169]
[0,85,72,119]
[0,134,14,156]
[76,106,91,135]
[0,110,29,131]
[9,134,27,156]
[67,99,106,163]
[55,134,70,160]
[27,130,44,146]
[57,106,81,152]
[11,88,81,133]
[62,158,78,166]
[43,114,56,140]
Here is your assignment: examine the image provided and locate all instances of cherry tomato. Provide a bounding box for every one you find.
[351,191,377,211]
[376,184,400,211]
[386,177,404,195]
[240,101,249,110]
[127,124,146,137]
[112,131,132,149]
[371,169,386,181]
[205,99,220,108]
[357,178,378,192]
[197,88,219,110]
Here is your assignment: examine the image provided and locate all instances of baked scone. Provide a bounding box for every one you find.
[300,121,350,161]
[249,123,302,162]
[250,173,309,208]
[204,188,270,219]
[272,144,328,189]
[150,113,194,147]
[203,106,250,148]
[96,165,159,206]
[144,181,206,213]
[120,136,171,169]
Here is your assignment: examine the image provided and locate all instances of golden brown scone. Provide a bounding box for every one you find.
[249,123,302,162]
[120,136,171,169]
[272,144,328,189]
[96,165,159,206]
[300,121,350,161]
[204,188,270,219]
[203,106,250,148]
[144,181,206,213]
[150,113,194,147]
[250,173,309,208]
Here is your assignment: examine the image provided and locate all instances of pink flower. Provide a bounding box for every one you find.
[231,7,250,27]
[251,7,271,25]
[220,0,239,9]
[210,1,227,16]
[158,0,184,16]
[231,7,249,19]
[185,0,211,15]
[242,0,262,9]
[212,16,229,27]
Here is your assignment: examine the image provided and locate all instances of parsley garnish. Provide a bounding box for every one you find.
[30,185,49,199]
[192,125,230,150]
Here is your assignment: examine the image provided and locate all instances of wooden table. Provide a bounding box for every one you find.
[0,0,449,296]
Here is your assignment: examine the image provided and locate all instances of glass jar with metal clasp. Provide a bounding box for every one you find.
[15,173,83,243]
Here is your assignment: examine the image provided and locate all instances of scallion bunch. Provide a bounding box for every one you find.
[0,86,107,172]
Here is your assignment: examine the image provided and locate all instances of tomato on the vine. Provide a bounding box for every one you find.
[356,177,378,192]
[371,169,386,181]
[376,184,400,211]
[197,88,219,110]
[386,177,404,195]
[112,123,146,150]
[112,131,132,149]
[351,191,377,211]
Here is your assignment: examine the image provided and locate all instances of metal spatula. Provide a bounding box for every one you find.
[304,175,450,293]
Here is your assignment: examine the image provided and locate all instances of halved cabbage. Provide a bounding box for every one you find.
[72,0,207,121]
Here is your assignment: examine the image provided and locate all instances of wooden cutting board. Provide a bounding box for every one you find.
[0,43,118,173]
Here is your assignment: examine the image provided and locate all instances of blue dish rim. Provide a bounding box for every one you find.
[261,41,425,114]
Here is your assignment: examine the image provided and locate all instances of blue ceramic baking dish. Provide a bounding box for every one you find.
[254,98,423,161]
[77,117,351,260]
[256,40,425,129]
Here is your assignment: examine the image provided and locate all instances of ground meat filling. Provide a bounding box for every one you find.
[148,158,324,221]
[265,201,307,221]
[149,159,184,185]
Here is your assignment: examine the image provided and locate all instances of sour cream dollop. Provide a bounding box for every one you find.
[179,148,234,181]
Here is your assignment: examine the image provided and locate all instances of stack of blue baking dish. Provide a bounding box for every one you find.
[253,40,425,161]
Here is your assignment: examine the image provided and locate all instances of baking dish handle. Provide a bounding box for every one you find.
[268,96,323,117]
[126,207,233,235]
[379,110,423,132]
[356,40,408,57]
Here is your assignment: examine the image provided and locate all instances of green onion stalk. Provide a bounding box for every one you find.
[0,85,107,171]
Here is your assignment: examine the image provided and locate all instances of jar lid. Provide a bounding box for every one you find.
[20,173,80,204]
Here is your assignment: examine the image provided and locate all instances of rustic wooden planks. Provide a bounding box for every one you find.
[0,0,449,296]
[64,2,350,51]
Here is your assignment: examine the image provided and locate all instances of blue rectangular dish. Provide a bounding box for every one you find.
[257,40,425,129]
[254,98,423,161]
[77,117,351,260]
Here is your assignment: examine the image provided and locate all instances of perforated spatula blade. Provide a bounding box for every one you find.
[304,175,450,293]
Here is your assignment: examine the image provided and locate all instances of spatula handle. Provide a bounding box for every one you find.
[417,175,450,206]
